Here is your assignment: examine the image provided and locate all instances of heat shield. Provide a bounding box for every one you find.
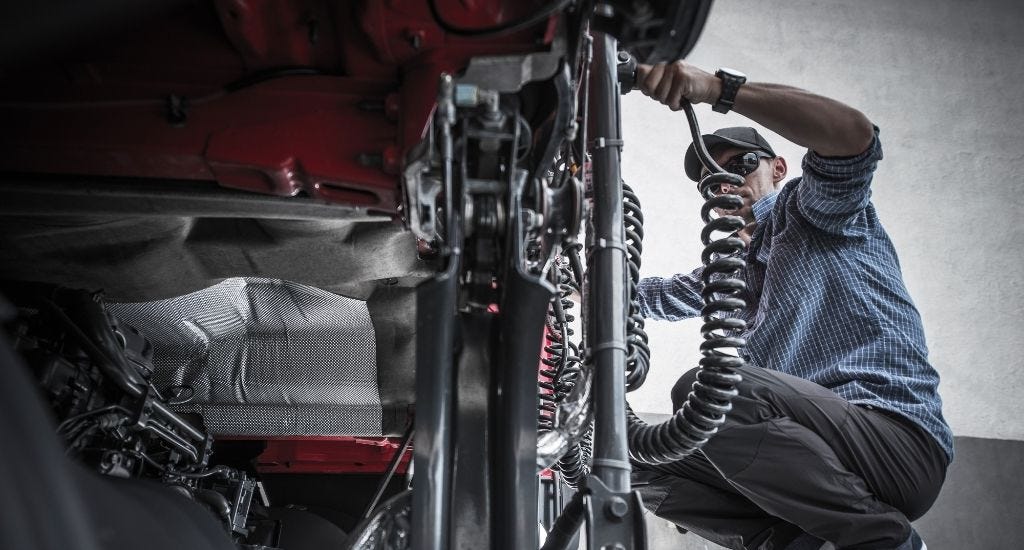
[108,278,381,436]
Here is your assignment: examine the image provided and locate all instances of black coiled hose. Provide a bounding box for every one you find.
[625,102,748,464]
[622,183,651,392]
[539,254,583,430]
[556,422,592,488]
[537,242,593,487]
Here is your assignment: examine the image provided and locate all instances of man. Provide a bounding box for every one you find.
[629,61,952,550]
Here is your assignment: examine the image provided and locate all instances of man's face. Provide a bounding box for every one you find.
[707,146,786,223]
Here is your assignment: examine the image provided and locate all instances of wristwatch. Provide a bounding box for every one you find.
[713,67,747,114]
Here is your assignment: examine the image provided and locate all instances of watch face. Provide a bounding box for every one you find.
[719,67,747,80]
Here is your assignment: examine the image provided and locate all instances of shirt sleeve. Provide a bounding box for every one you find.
[636,267,704,321]
[796,126,884,236]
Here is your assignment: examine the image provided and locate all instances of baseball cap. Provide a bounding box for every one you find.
[684,126,777,182]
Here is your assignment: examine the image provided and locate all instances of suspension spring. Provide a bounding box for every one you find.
[622,183,650,392]
[625,102,747,464]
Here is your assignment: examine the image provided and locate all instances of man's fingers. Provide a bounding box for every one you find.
[653,64,674,102]
[641,64,664,96]
[640,63,665,97]
[667,82,688,111]
[642,62,691,108]
[636,63,653,88]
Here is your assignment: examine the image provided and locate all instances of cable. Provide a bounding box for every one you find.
[167,465,235,479]
[128,450,169,473]
[536,242,593,487]
[56,405,131,434]
[428,0,571,37]
[539,254,580,430]
[555,418,591,488]
[362,424,415,520]
[221,66,322,92]
[622,183,650,391]
[625,101,747,464]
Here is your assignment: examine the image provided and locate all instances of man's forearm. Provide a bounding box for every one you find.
[637,62,875,157]
[731,82,874,157]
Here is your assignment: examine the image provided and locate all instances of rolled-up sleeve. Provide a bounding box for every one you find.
[637,267,704,321]
[796,126,883,236]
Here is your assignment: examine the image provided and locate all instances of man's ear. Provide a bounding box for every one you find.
[772,156,788,184]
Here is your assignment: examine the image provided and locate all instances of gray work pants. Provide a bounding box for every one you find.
[631,365,947,550]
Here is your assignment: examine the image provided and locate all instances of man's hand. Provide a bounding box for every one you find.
[636,61,721,111]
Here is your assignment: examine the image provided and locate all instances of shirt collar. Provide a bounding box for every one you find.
[752,192,778,225]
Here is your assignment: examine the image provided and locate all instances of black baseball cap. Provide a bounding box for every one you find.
[684,126,777,182]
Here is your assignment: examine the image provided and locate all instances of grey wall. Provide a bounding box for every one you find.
[620,0,1024,548]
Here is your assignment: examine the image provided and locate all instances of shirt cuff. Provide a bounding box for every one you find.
[636,277,658,318]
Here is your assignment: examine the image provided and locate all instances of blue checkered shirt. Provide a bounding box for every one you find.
[637,131,954,461]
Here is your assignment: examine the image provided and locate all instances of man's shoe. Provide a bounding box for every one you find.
[897,528,927,550]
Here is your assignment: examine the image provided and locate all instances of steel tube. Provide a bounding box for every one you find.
[411,74,459,550]
[585,32,632,493]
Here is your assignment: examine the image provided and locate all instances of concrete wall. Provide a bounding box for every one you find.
[621,1,1024,548]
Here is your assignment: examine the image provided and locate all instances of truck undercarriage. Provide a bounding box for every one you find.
[0,2,742,548]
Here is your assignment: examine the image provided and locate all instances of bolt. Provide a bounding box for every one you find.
[405,29,425,50]
[606,496,629,519]
[454,84,479,108]
[357,153,383,168]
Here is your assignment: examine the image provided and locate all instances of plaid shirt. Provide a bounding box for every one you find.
[637,130,954,461]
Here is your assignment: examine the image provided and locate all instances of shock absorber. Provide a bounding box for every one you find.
[624,100,748,464]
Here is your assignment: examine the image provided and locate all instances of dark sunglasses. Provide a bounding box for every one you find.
[700,150,774,181]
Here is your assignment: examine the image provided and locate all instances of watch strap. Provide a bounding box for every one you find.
[713,68,746,114]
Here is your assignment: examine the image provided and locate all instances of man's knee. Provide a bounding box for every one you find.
[671,367,701,411]
[671,365,778,418]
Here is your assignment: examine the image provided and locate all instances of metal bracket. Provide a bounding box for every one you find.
[403,133,442,242]
[540,475,648,550]
[590,137,624,150]
[583,476,648,550]
[457,32,566,93]
[131,386,156,431]
[230,475,256,534]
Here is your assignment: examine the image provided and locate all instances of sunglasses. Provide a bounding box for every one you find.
[700,151,774,186]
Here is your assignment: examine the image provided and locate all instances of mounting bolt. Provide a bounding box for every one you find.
[605,496,629,520]
[404,28,425,50]
[454,84,479,107]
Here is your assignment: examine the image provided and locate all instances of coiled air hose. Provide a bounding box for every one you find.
[625,101,749,464]
[554,183,647,486]
[622,183,651,392]
[539,250,584,432]
[538,243,593,487]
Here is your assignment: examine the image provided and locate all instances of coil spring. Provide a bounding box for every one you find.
[623,183,651,392]
[625,104,748,464]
